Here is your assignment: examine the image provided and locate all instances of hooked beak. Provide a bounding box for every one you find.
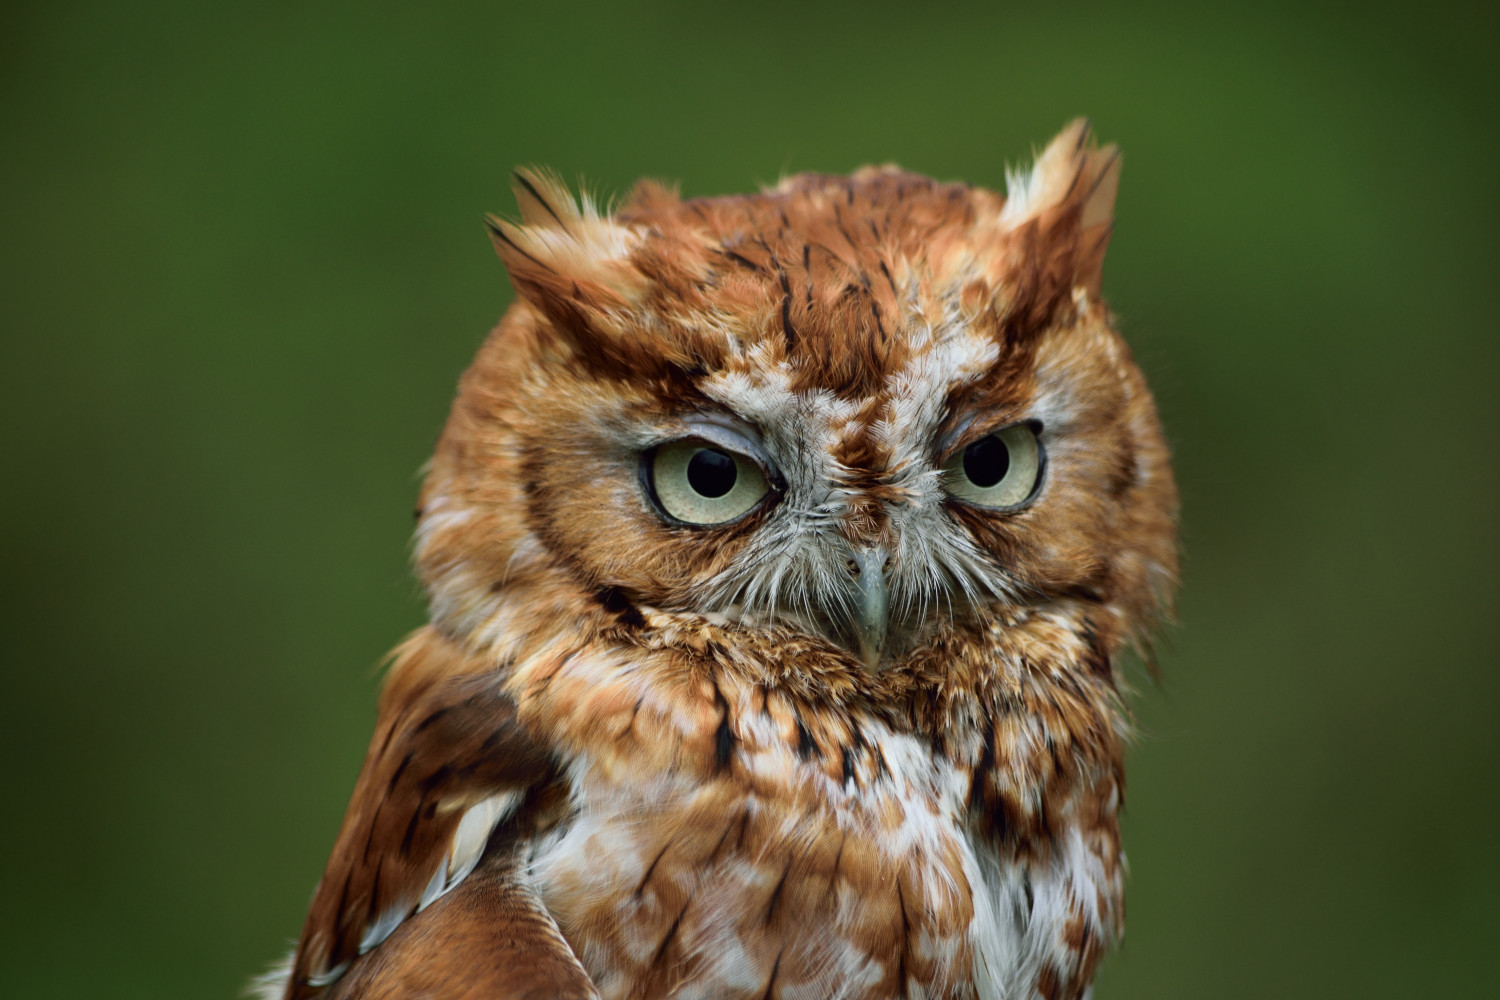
[848,546,891,670]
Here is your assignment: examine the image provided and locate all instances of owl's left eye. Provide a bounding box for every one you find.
[941,422,1044,509]
[647,439,772,525]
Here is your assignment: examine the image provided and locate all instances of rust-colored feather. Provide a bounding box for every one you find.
[284,629,568,999]
[318,851,597,1000]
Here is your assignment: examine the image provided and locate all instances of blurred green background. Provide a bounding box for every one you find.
[3,1,1496,997]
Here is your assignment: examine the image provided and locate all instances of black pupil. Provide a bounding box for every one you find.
[687,448,737,498]
[962,436,1010,488]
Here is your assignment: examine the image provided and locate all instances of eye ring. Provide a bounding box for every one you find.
[643,437,778,526]
[940,421,1045,510]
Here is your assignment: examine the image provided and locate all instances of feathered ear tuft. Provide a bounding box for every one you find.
[484,170,711,376]
[484,169,648,354]
[484,168,641,303]
[998,119,1121,320]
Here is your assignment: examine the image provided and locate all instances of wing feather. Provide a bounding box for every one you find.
[278,627,590,999]
[321,850,597,1000]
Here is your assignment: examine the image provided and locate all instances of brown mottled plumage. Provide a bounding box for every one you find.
[257,120,1178,1000]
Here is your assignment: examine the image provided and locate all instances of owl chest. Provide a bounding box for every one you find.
[527,733,987,1000]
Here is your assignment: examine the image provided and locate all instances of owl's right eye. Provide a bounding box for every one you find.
[647,439,772,525]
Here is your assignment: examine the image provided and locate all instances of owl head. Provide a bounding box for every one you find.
[413,120,1176,681]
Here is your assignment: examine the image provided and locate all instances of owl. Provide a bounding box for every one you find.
[256,119,1178,1000]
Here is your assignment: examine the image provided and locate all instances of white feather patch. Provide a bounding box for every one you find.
[357,904,405,956]
[416,855,449,913]
[304,960,350,987]
[967,821,1116,1000]
[358,791,523,956]
[447,790,522,885]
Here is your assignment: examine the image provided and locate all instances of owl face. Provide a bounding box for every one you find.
[415,127,1175,677]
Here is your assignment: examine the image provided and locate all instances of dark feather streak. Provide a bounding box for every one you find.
[764,863,790,922]
[760,949,783,1000]
[385,752,414,798]
[412,708,451,736]
[711,679,735,772]
[399,805,423,855]
[652,898,693,967]
[896,878,911,998]
[793,712,819,760]
[593,586,646,628]
[634,841,672,898]
[778,268,798,347]
[512,170,568,228]
[721,249,766,273]
[484,218,552,272]
[968,724,996,813]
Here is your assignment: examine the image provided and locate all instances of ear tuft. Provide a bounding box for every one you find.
[999,118,1122,304]
[484,169,642,314]
[1000,119,1118,228]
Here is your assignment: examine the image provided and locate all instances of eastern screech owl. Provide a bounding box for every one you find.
[257,120,1178,1000]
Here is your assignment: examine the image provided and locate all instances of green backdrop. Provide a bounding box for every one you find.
[3,2,1495,997]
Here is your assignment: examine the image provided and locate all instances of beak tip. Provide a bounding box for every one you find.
[846,545,894,672]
